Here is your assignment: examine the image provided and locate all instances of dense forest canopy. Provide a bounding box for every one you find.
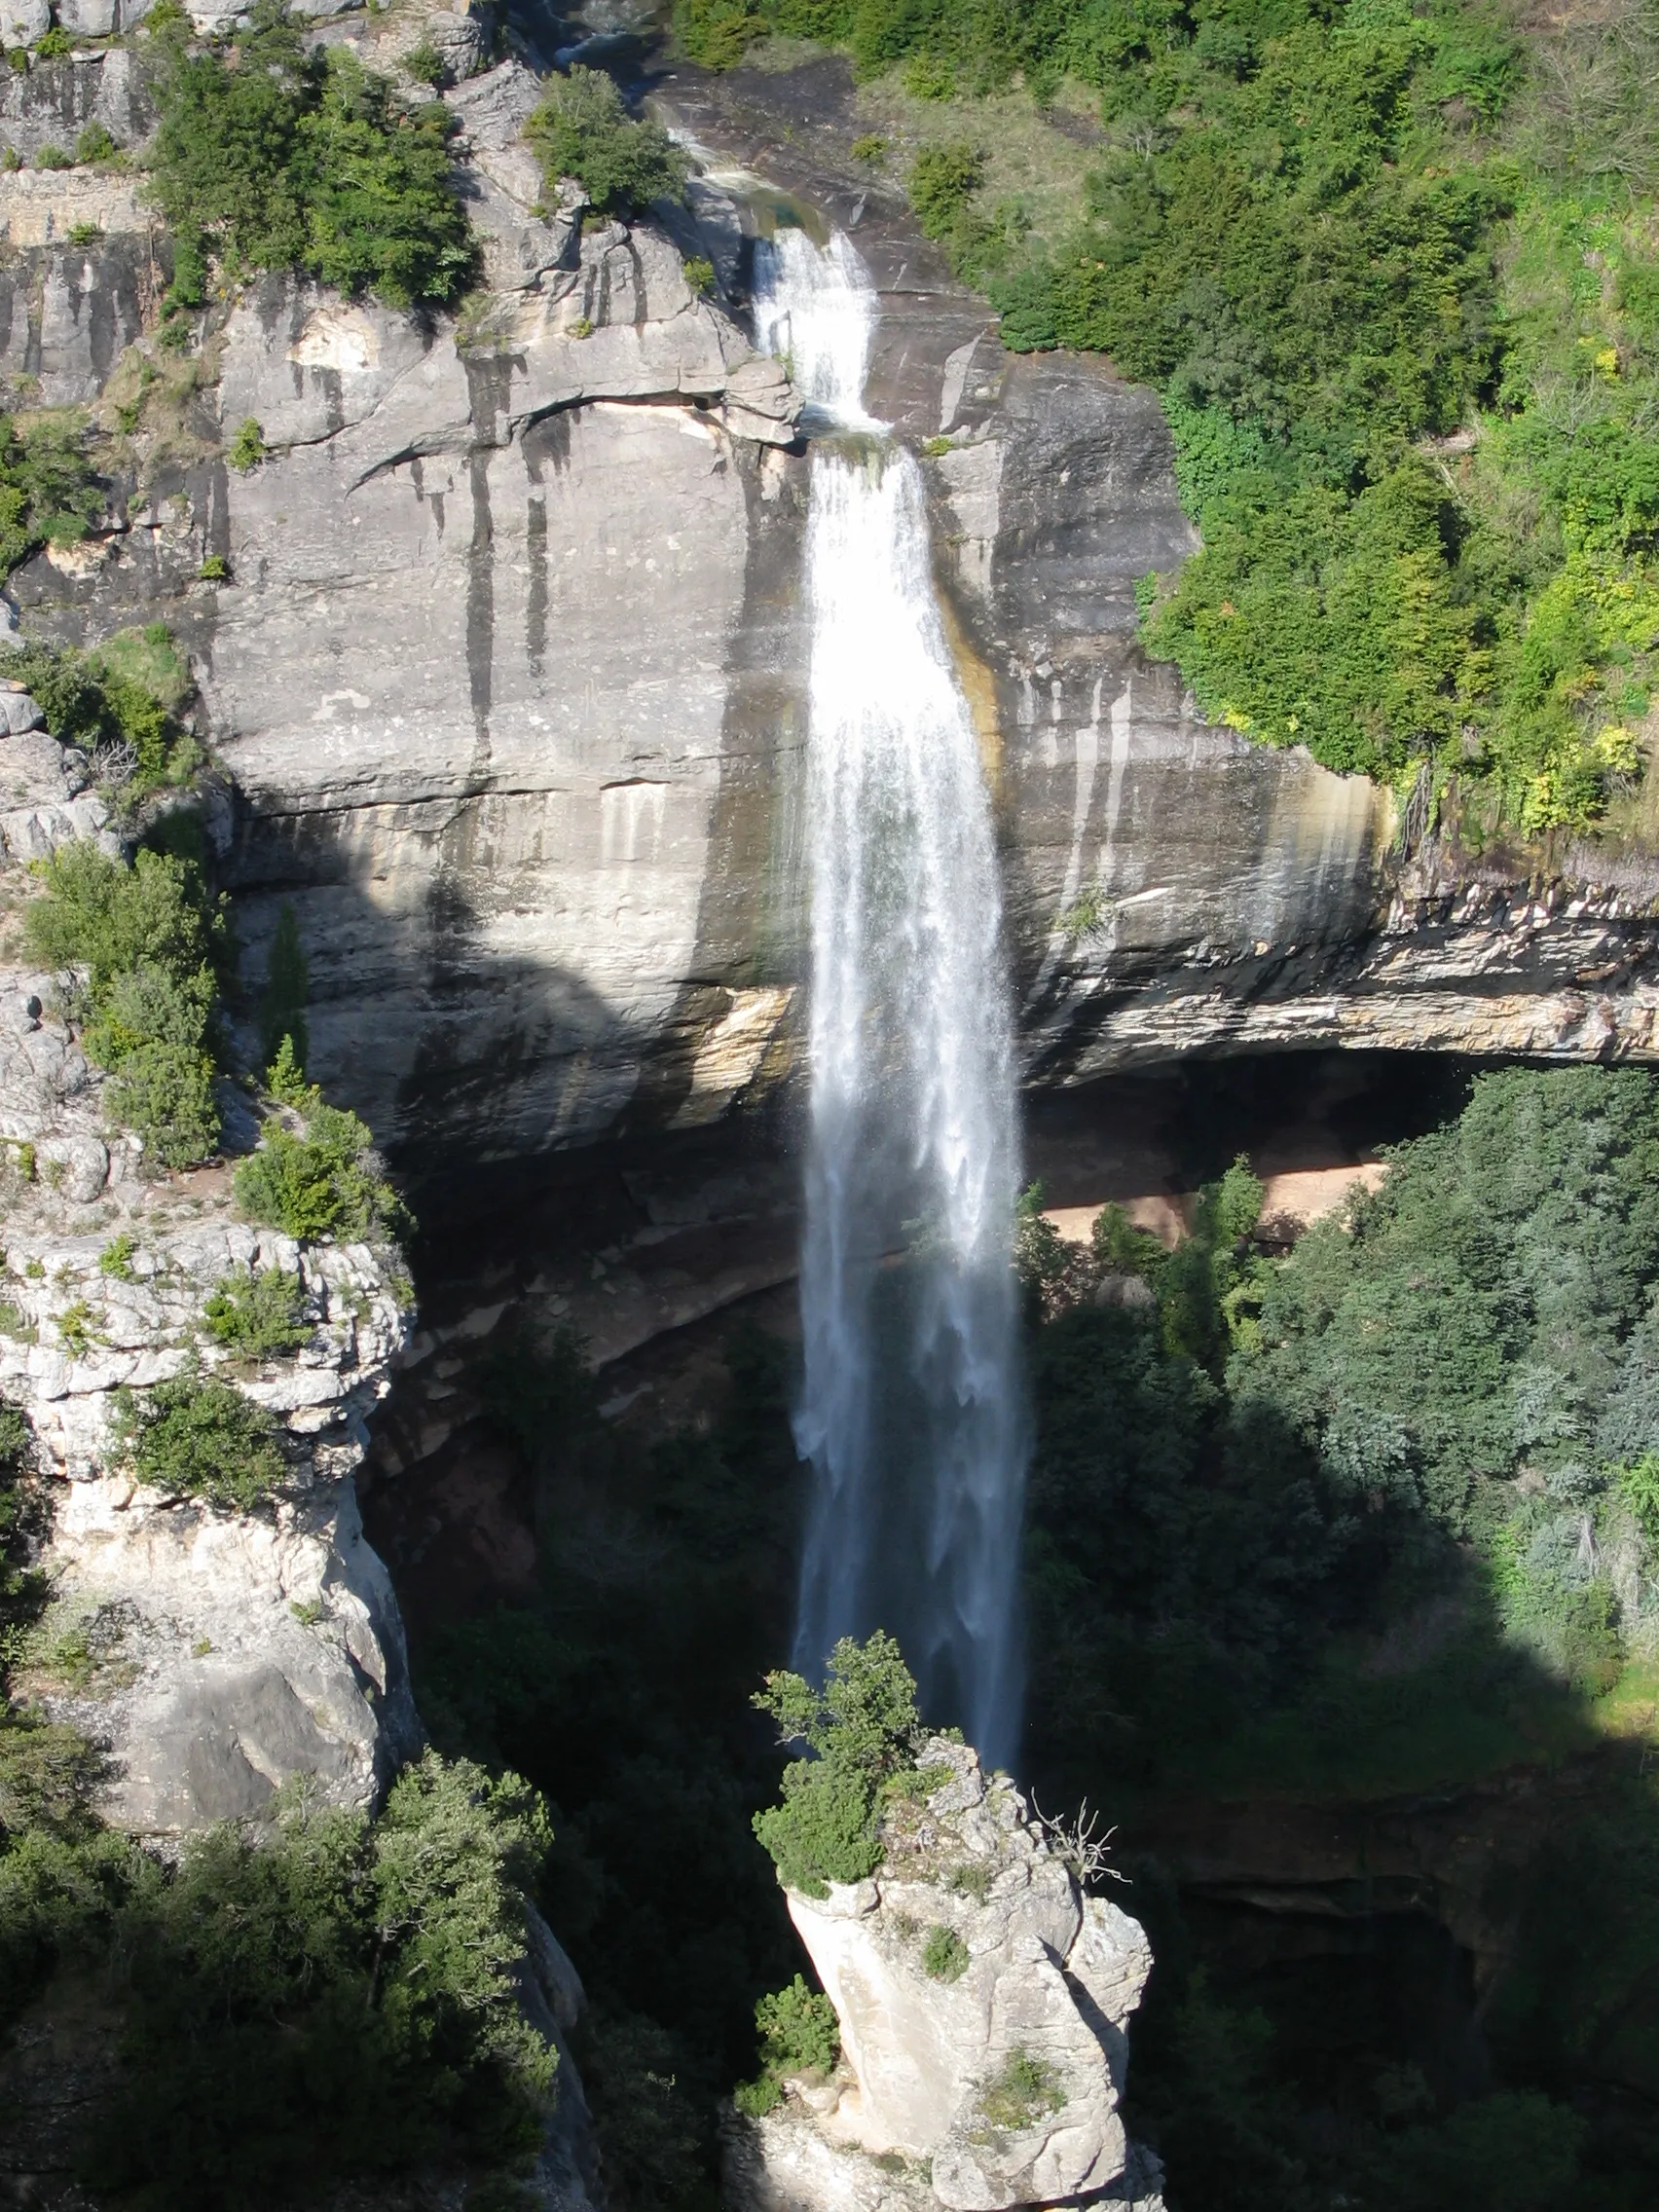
[1014,1064,1659,2206]
[682,0,1659,840]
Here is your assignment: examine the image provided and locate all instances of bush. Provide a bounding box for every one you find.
[33,24,71,57]
[203,1265,310,1359]
[74,122,116,165]
[234,1096,401,1241]
[4,633,195,794]
[909,140,983,240]
[0,413,100,583]
[2,1753,555,2200]
[109,1361,286,1508]
[226,417,266,472]
[751,1631,923,1896]
[978,2048,1065,2132]
[98,1233,136,1280]
[403,36,446,87]
[23,840,224,1164]
[525,65,688,215]
[733,1973,839,2113]
[923,1924,970,1981]
[148,2,474,310]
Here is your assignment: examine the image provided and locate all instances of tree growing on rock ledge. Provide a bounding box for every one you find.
[733,1653,1161,2212]
[525,64,689,216]
[146,0,475,313]
[751,1629,926,1896]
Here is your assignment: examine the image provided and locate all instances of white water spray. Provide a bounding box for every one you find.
[755,227,1027,1767]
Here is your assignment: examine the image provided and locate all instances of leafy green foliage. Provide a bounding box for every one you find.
[226,416,266,472]
[751,1630,923,1895]
[1024,1068,1659,1816]
[97,1232,136,1280]
[234,1089,401,1241]
[978,2048,1065,2131]
[0,411,100,583]
[109,1359,285,1508]
[203,1265,310,1359]
[4,631,197,798]
[923,1923,970,1980]
[0,1754,554,2203]
[1246,1067,1659,1530]
[403,36,447,88]
[525,64,689,214]
[22,839,223,1164]
[147,1,473,310]
[733,1972,839,2113]
[679,0,1659,833]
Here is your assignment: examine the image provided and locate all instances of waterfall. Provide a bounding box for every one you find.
[755,227,1028,1768]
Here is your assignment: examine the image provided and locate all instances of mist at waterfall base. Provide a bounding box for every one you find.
[755,228,1029,1769]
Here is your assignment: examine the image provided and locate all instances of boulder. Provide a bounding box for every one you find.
[0,0,50,43]
[729,1740,1160,2212]
[35,1472,423,1833]
[55,0,116,35]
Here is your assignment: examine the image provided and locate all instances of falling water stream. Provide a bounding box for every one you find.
[754,228,1028,1768]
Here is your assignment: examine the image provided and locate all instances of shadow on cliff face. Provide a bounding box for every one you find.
[1012,1216,1659,2207]
[360,1296,809,2209]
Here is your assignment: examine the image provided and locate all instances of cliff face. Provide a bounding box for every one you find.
[6,41,1657,1188]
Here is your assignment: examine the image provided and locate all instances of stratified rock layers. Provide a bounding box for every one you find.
[5,48,1656,1180]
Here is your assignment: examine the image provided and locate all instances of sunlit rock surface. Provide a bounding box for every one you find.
[5,44,1655,1185]
[726,1739,1164,2212]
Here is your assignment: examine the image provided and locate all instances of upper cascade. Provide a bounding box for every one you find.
[754,228,1028,1765]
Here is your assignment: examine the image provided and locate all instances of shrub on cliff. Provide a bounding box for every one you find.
[1,1754,555,2197]
[0,412,101,585]
[4,630,198,799]
[109,1359,286,1508]
[203,1265,310,1359]
[235,1090,402,1242]
[147,0,473,310]
[732,1972,839,2115]
[525,64,688,214]
[22,840,225,1166]
[751,1630,924,1896]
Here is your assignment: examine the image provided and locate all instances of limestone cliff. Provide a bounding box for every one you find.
[1,35,1649,1191]
[726,1740,1164,2212]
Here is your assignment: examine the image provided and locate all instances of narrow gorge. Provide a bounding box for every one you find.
[4,3,1659,2211]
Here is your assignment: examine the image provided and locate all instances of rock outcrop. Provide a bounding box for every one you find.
[726,1740,1163,2212]
[0,667,424,1829]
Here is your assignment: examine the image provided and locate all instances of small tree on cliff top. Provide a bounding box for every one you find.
[751,1631,923,1898]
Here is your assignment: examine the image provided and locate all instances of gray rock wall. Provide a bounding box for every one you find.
[5,49,1656,1185]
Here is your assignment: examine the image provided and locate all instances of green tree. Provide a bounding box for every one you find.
[108,1361,286,1509]
[751,1631,923,1896]
[0,414,101,584]
[525,65,689,214]
[235,1097,401,1241]
[147,2,472,309]
[203,1265,310,1359]
[22,840,224,1165]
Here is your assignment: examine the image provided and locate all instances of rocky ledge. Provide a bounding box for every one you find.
[726,1739,1165,2212]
